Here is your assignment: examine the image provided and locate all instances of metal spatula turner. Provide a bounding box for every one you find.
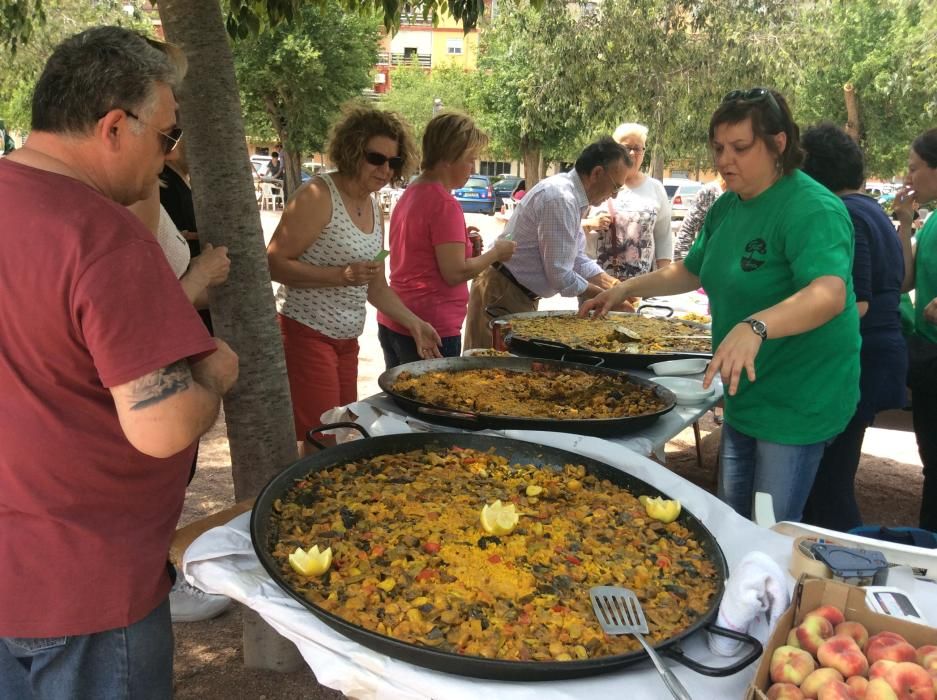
[590,586,692,700]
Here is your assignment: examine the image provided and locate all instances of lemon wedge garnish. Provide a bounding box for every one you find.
[288,544,332,577]
[480,500,519,535]
[642,496,681,524]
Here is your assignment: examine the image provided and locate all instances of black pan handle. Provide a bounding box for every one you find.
[417,406,480,422]
[485,305,513,320]
[659,623,762,676]
[560,350,605,367]
[637,303,674,318]
[529,338,571,352]
[304,422,371,450]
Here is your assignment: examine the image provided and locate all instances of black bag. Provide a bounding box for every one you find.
[848,526,937,549]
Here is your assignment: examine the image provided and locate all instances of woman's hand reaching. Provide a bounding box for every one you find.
[703,322,762,396]
[188,243,231,288]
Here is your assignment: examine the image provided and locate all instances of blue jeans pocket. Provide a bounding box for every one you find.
[5,636,68,653]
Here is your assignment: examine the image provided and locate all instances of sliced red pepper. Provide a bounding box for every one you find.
[370,545,385,558]
[657,554,671,569]
[552,604,567,613]
[487,554,502,564]
[415,568,437,582]
[422,541,441,554]
[565,554,582,566]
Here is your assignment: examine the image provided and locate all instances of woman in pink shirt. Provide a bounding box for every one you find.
[378,112,515,366]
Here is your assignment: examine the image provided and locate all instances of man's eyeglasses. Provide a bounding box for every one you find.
[605,169,624,196]
[125,110,183,155]
[364,150,404,170]
[722,88,784,122]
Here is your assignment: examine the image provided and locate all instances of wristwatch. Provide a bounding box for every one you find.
[744,317,768,340]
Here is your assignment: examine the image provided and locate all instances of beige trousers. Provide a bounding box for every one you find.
[463,267,539,349]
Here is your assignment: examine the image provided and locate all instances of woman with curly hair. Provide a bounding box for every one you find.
[267,103,441,447]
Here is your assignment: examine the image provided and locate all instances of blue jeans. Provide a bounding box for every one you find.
[378,323,461,369]
[0,598,173,700]
[718,422,827,522]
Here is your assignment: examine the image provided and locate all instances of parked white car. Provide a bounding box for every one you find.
[663,178,703,219]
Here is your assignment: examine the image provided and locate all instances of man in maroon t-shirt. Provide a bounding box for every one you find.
[0,27,238,699]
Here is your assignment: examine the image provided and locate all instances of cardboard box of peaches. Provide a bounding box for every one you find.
[746,576,937,699]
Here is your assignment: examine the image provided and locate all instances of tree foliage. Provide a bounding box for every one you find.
[378,61,478,140]
[232,1,381,157]
[0,0,148,129]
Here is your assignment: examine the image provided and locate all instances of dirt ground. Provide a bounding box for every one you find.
[172,408,925,699]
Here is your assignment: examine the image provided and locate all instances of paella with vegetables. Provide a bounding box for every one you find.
[268,446,721,663]
[390,366,666,420]
[507,314,711,354]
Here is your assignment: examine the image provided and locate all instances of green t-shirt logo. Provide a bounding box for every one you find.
[740,238,766,271]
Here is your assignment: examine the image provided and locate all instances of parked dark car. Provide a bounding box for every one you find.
[453,174,495,215]
[492,175,523,210]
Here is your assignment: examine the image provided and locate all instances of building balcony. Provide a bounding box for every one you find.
[376,51,432,69]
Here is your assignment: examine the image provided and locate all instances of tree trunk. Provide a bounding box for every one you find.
[521,134,542,188]
[262,94,300,199]
[844,82,860,143]
[157,0,303,673]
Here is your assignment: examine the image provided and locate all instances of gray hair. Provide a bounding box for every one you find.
[612,122,649,144]
[31,26,184,135]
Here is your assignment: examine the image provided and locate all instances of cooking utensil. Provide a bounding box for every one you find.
[494,311,712,370]
[251,427,762,681]
[590,586,692,700]
[377,356,676,437]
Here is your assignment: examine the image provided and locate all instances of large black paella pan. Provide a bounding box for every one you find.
[251,427,760,681]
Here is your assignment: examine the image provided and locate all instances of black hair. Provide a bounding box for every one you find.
[574,136,632,175]
[271,151,279,159]
[709,89,804,175]
[912,129,937,169]
[801,123,864,192]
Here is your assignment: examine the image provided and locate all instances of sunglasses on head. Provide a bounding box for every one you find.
[722,88,784,122]
[364,150,404,170]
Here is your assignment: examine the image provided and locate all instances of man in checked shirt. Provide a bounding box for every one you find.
[464,137,631,349]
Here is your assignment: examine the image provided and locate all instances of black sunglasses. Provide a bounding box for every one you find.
[364,150,404,170]
[124,110,183,155]
[722,88,784,122]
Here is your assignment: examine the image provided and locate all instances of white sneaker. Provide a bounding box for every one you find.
[169,578,232,622]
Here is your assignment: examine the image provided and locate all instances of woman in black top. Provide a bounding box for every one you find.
[801,124,907,530]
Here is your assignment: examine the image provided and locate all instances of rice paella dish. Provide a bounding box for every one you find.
[390,366,666,420]
[269,446,721,662]
[507,314,711,354]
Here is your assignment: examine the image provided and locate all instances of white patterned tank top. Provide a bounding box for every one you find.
[275,172,382,338]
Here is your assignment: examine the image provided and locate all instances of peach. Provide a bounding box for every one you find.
[918,647,937,672]
[883,661,936,700]
[871,661,900,681]
[817,680,856,700]
[836,621,870,651]
[866,678,900,700]
[767,682,807,700]
[771,645,818,686]
[798,615,836,656]
[787,627,803,648]
[848,675,870,699]
[818,635,870,679]
[868,633,918,665]
[806,605,847,628]
[801,667,845,698]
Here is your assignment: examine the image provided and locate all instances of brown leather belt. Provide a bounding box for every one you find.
[491,261,540,301]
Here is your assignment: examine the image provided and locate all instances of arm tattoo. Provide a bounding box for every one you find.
[127,360,192,410]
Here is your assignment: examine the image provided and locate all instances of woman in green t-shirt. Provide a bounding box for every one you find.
[582,89,860,523]
[892,128,937,532]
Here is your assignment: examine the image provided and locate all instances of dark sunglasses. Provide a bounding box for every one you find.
[722,88,784,122]
[364,150,404,170]
[124,110,183,155]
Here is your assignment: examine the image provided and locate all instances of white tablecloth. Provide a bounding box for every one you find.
[184,432,794,700]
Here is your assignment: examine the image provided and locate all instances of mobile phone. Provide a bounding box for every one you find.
[373,249,390,263]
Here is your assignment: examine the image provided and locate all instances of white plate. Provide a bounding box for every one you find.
[647,358,709,376]
[650,376,715,404]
